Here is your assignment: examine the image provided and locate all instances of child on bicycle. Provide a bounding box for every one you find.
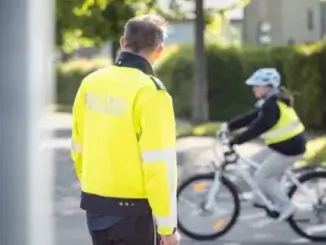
[219,68,307,221]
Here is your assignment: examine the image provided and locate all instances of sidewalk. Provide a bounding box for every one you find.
[40,112,264,160]
[40,112,72,130]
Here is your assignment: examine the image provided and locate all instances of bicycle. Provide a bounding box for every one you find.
[177,131,326,242]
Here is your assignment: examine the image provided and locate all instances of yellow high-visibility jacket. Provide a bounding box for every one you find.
[70,52,177,235]
[260,101,305,144]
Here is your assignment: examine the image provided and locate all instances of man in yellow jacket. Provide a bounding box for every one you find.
[70,14,180,245]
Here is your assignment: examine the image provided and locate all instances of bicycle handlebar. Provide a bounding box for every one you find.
[216,130,233,148]
[215,130,239,165]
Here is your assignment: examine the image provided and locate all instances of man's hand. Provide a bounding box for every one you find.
[160,231,181,245]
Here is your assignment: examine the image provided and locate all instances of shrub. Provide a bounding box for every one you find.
[156,45,195,118]
[155,40,326,129]
[56,45,180,110]
[55,42,326,129]
[56,58,111,107]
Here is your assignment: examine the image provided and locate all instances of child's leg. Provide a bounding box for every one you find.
[250,148,274,205]
[253,151,302,220]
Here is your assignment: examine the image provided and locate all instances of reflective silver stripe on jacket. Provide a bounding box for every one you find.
[142,149,177,229]
[261,120,302,139]
[71,141,82,153]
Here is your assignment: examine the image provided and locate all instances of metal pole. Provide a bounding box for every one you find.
[0,0,54,244]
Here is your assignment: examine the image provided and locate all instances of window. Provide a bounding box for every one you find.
[256,21,272,45]
[288,38,295,45]
[307,9,314,30]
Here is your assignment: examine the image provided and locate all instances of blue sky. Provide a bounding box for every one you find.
[157,0,243,19]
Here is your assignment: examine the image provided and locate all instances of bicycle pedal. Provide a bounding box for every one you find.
[253,203,266,209]
[266,209,280,219]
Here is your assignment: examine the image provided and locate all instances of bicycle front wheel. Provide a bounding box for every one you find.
[288,171,326,242]
[177,173,240,241]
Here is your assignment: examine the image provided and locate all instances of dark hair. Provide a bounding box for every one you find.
[279,86,294,106]
[123,14,167,53]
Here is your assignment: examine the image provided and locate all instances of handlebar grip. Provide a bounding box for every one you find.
[224,149,238,163]
[219,131,229,141]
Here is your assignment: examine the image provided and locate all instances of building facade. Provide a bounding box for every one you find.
[164,19,243,46]
[243,0,322,45]
[321,1,326,38]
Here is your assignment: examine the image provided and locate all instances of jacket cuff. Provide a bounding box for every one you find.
[230,135,243,145]
[157,227,176,235]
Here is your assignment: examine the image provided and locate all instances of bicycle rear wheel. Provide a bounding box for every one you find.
[177,173,240,240]
[288,171,326,242]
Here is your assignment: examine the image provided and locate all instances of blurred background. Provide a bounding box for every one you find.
[56,0,326,129]
[55,0,326,165]
[1,0,326,245]
[53,0,326,244]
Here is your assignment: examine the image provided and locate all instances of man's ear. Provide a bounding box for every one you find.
[155,44,164,59]
[120,36,125,49]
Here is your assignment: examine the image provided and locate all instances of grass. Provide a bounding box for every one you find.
[176,122,222,138]
[177,121,326,168]
[296,137,326,168]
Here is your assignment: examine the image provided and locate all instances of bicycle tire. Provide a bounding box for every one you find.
[177,173,240,240]
[288,171,326,242]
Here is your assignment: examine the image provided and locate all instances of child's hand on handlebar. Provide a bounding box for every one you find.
[220,122,229,133]
[216,122,229,136]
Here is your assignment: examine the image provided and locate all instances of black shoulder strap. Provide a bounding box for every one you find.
[149,75,166,91]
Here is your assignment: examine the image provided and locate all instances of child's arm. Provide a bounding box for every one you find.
[227,109,259,131]
[230,100,280,145]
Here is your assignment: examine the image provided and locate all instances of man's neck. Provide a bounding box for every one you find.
[121,49,153,65]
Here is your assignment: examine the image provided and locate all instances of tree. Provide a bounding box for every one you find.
[192,0,209,124]
[56,0,86,59]
[56,0,159,60]
[91,0,136,61]
[169,0,183,12]
[190,0,251,124]
[214,0,251,45]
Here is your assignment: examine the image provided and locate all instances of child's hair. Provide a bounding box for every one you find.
[279,86,294,106]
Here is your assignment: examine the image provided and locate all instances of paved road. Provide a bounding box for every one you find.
[42,116,324,245]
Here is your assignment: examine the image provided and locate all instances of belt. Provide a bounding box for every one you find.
[80,192,152,216]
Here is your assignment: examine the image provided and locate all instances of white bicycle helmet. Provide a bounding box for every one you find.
[245,68,281,89]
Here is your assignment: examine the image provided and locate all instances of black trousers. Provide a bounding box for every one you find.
[89,215,160,245]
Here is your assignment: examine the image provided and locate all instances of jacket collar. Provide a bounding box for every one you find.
[255,89,279,108]
[115,51,154,75]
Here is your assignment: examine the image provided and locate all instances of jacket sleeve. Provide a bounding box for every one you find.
[227,109,259,131]
[70,82,86,180]
[135,85,178,236]
[231,100,280,145]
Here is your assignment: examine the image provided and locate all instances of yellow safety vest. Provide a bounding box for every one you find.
[261,101,305,144]
[70,65,177,235]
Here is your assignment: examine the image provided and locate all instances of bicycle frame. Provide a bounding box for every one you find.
[226,154,286,211]
[203,137,318,212]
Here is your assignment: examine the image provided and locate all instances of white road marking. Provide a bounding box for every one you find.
[239,212,266,221]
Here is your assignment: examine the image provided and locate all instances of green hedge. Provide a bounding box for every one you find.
[56,58,111,107]
[56,41,326,128]
[55,46,179,109]
[156,41,326,129]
